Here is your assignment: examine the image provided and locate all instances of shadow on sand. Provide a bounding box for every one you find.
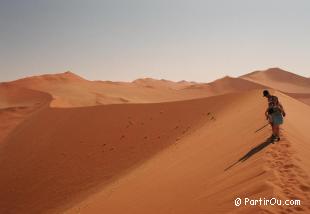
[224,137,275,171]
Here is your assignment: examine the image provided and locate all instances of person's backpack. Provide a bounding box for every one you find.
[268,96,281,114]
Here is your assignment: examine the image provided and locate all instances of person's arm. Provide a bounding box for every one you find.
[265,108,269,120]
[279,102,286,117]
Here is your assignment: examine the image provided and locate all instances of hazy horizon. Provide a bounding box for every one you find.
[1,0,309,82]
[1,67,309,84]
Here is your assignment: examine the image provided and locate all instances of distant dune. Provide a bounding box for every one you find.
[0,84,52,143]
[2,68,309,108]
[0,68,310,213]
[241,68,310,94]
[184,76,266,94]
[284,92,310,106]
[241,68,310,107]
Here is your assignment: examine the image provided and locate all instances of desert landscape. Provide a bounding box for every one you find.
[0,67,309,214]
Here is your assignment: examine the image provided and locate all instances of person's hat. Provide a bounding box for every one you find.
[263,90,270,97]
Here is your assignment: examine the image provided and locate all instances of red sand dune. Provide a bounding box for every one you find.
[0,83,51,109]
[0,94,228,213]
[2,72,258,108]
[241,68,310,106]
[5,68,309,108]
[66,91,310,214]
[132,78,195,89]
[0,68,310,214]
[184,76,266,94]
[7,72,204,107]
[284,93,310,106]
[0,84,52,143]
[241,68,310,94]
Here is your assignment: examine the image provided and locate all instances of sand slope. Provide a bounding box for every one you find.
[0,95,225,213]
[241,68,310,94]
[64,90,310,214]
[0,84,52,143]
[1,69,310,214]
[0,90,309,213]
[241,68,310,106]
[184,76,266,94]
[284,93,310,106]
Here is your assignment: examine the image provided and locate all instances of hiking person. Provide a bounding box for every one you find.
[263,90,286,141]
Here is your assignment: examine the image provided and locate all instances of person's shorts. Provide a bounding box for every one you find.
[270,111,283,125]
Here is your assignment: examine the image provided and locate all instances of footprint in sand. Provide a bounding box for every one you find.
[299,184,310,192]
[293,207,304,212]
[283,164,294,169]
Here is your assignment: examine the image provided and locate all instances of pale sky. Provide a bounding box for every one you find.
[0,0,309,82]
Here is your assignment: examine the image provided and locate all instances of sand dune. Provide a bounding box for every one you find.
[284,93,310,106]
[241,68,310,106]
[64,90,310,214]
[0,93,230,213]
[185,76,266,94]
[0,83,51,109]
[0,69,310,214]
[3,72,266,108]
[6,72,203,107]
[0,84,52,143]
[0,90,309,213]
[132,78,195,89]
[4,68,309,108]
[241,68,310,94]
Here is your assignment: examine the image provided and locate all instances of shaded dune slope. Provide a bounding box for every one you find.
[0,94,232,213]
[0,84,52,143]
[0,83,51,109]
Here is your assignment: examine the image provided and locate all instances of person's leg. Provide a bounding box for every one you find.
[275,125,280,137]
[275,126,279,136]
[274,125,280,141]
[272,124,276,136]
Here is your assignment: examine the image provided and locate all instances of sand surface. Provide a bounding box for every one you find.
[241,68,310,94]
[0,68,309,214]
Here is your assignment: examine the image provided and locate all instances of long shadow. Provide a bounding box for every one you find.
[224,137,275,171]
